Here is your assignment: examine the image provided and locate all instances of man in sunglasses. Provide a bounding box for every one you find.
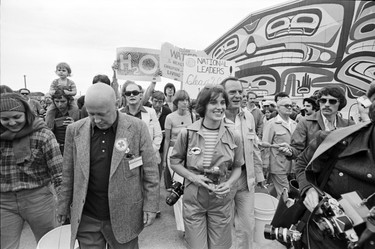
[262,97,297,198]
[280,86,355,160]
[293,83,375,249]
[19,88,45,118]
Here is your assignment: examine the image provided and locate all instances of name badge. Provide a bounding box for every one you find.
[129,156,143,170]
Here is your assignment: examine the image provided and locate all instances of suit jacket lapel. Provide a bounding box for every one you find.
[110,114,132,178]
[75,119,91,180]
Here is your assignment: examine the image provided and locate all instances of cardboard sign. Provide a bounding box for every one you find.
[116,47,160,81]
[182,56,236,99]
[160,42,206,82]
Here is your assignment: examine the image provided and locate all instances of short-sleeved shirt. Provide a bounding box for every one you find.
[165,111,194,144]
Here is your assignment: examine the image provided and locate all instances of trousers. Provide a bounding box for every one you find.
[1,186,57,249]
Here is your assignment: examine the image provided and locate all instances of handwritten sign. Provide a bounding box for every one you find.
[160,42,206,82]
[116,47,160,81]
[182,56,235,99]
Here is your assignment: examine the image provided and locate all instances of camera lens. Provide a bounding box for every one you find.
[264,224,277,240]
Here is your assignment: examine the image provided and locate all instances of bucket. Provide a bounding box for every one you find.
[254,192,278,245]
[36,225,79,249]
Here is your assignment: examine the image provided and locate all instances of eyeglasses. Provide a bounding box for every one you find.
[318,98,338,105]
[124,90,141,97]
[20,93,29,95]
[280,104,293,109]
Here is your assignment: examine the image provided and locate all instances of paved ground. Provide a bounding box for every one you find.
[19,178,286,249]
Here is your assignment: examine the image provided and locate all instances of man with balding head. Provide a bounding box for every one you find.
[58,83,159,249]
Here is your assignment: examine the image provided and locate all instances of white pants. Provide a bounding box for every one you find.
[167,146,185,232]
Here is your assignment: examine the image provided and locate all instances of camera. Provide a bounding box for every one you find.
[264,224,302,248]
[313,196,359,245]
[166,181,184,206]
[264,194,361,249]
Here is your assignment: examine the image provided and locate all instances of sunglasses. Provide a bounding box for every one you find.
[280,104,293,109]
[318,98,338,105]
[20,93,29,95]
[124,90,141,97]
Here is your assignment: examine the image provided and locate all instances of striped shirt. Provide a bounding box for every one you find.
[0,128,63,192]
[202,127,219,168]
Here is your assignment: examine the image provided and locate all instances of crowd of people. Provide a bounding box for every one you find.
[1,61,374,249]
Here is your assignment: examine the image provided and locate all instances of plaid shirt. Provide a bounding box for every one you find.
[0,128,62,192]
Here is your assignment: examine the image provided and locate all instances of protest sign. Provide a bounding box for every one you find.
[116,47,160,81]
[160,42,206,82]
[182,56,235,99]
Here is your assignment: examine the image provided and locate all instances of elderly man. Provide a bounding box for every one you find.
[262,97,297,198]
[57,83,159,249]
[281,86,355,159]
[220,77,264,249]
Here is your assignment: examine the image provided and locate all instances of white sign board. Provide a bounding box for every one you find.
[182,56,235,99]
[116,47,160,81]
[160,42,206,82]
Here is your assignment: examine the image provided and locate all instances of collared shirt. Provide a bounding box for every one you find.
[83,113,119,220]
[121,105,147,119]
[275,114,294,133]
[0,128,62,192]
[321,112,337,131]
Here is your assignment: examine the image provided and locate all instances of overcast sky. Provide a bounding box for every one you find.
[1,0,288,95]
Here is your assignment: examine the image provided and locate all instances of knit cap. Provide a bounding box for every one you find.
[0,95,25,112]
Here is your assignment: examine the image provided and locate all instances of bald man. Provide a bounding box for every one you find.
[58,83,160,249]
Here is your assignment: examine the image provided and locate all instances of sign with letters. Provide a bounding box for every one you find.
[116,47,160,81]
[182,56,235,99]
[160,42,206,82]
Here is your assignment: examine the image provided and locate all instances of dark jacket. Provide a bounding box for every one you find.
[288,110,355,160]
[295,121,375,249]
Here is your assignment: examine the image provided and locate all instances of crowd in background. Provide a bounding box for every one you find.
[1,61,374,249]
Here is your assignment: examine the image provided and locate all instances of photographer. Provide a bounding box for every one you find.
[170,85,244,249]
[295,82,375,249]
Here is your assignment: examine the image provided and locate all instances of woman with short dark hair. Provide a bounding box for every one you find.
[170,85,244,249]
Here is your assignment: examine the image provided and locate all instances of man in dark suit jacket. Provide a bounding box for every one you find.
[58,83,159,249]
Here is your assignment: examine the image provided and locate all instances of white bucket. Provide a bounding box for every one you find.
[254,193,278,245]
[36,224,79,249]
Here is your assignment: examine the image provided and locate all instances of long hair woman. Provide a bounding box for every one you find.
[162,89,196,233]
[170,85,243,249]
[0,93,62,248]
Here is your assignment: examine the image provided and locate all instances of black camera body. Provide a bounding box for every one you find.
[166,181,184,206]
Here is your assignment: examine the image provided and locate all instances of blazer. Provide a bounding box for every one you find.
[262,116,297,174]
[58,112,160,249]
